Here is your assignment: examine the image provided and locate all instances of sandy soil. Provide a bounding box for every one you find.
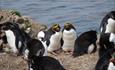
[0,51,99,70]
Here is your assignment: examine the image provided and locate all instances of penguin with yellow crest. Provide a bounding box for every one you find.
[62,23,77,53]
[38,24,62,55]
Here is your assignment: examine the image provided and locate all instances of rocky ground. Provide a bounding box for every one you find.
[0,10,99,70]
[0,51,99,70]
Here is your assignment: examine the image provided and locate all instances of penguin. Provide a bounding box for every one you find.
[73,30,97,57]
[41,24,62,54]
[99,33,115,58]
[0,22,26,55]
[26,39,45,57]
[0,22,45,58]
[62,23,77,52]
[28,55,65,70]
[100,11,115,33]
[95,48,115,70]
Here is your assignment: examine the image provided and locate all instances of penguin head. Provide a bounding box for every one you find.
[50,24,61,32]
[110,11,115,20]
[0,22,19,31]
[64,23,75,31]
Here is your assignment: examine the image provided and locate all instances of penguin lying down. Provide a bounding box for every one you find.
[95,48,115,70]
[0,22,46,58]
[73,30,97,57]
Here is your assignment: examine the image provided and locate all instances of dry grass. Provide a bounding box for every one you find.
[0,51,99,70]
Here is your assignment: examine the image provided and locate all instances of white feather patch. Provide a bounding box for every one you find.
[62,29,77,51]
[105,18,115,33]
[87,44,95,54]
[109,33,115,44]
[5,30,18,53]
[108,62,115,70]
[37,31,45,41]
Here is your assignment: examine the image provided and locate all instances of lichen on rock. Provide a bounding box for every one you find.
[0,9,47,38]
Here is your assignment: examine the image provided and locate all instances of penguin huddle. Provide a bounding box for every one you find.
[37,22,99,57]
[0,22,65,70]
[37,23,77,55]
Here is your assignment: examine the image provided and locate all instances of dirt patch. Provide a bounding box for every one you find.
[0,51,98,70]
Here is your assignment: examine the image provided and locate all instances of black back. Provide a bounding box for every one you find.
[73,30,97,57]
[28,55,65,70]
[95,48,115,70]
[27,39,45,57]
[99,33,114,58]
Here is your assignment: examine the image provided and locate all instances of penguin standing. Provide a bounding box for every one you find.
[0,22,45,58]
[99,33,115,58]
[73,30,97,57]
[100,11,115,33]
[0,22,26,55]
[42,24,62,54]
[62,23,77,52]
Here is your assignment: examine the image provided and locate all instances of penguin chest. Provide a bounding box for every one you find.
[62,29,77,51]
[48,32,62,52]
[5,30,18,53]
[105,18,115,33]
[108,62,115,70]
[109,33,115,44]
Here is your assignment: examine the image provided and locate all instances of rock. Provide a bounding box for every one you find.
[0,9,47,38]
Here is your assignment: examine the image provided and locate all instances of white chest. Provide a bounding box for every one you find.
[105,18,115,33]
[48,32,62,52]
[108,62,115,70]
[63,29,77,41]
[5,30,18,53]
[62,29,77,51]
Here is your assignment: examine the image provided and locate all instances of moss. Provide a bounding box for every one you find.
[10,10,21,17]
